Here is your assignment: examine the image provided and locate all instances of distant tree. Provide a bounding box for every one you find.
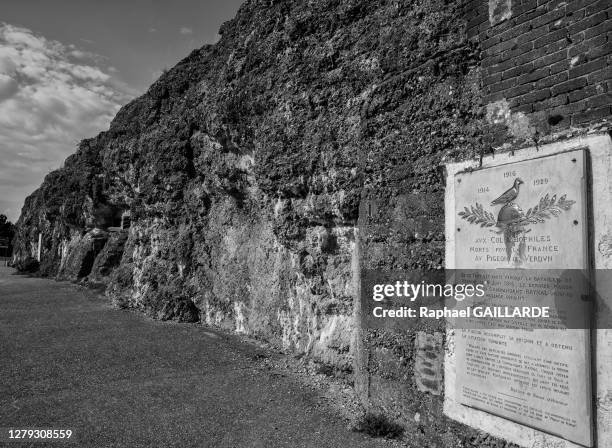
[0,214,14,234]
[0,214,15,256]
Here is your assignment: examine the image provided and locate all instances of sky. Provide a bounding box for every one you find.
[0,0,244,222]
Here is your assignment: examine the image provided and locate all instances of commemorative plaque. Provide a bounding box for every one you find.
[453,149,592,446]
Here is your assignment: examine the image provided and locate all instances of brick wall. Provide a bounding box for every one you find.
[466,0,612,133]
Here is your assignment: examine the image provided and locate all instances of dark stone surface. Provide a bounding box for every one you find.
[57,231,109,281]
[89,231,128,282]
[10,1,529,444]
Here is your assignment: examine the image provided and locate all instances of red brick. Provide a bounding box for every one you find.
[484,72,503,85]
[588,93,612,108]
[475,21,491,36]
[533,48,568,68]
[587,66,612,83]
[551,77,588,95]
[587,43,612,60]
[549,59,569,75]
[501,42,536,61]
[492,17,518,34]
[544,103,592,129]
[568,85,599,102]
[567,0,598,13]
[550,100,590,116]
[484,58,517,74]
[544,38,569,54]
[534,28,567,48]
[515,47,548,65]
[482,36,502,51]
[546,0,569,11]
[482,50,508,67]
[486,51,507,66]
[570,53,589,67]
[504,83,535,98]
[497,21,533,42]
[568,11,606,35]
[516,6,544,24]
[501,63,534,80]
[537,71,569,89]
[486,38,519,57]
[568,34,607,58]
[514,103,534,114]
[585,0,609,16]
[517,67,550,84]
[571,30,586,45]
[515,0,538,16]
[569,57,607,78]
[530,6,567,29]
[584,19,612,39]
[533,94,569,111]
[516,25,548,45]
[489,78,518,93]
[549,16,570,30]
[571,105,611,124]
[564,8,586,26]
[512,88,551,105]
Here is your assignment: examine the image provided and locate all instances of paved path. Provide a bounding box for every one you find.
[0,267,388,447]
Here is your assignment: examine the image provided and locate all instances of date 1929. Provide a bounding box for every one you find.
[6,428,73,441]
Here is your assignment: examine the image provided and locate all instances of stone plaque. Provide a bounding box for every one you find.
[453,149,592,446]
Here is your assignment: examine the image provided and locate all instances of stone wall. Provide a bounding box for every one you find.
[353,1,611,446]
[11,0,612,446]
[467,0,611,143]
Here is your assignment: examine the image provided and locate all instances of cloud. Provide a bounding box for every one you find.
[0,23,135,222]
[179,27,193,35]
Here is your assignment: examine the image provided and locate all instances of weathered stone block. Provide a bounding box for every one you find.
[89,231,128,282]
[57,230,108,281]
[414,331,443,395]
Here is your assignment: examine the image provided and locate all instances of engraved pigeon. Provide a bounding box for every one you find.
[490,178,523,206]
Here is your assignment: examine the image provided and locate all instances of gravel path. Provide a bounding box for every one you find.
[0,267,391,447]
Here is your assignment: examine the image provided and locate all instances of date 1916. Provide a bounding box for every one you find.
[4,428,73,441]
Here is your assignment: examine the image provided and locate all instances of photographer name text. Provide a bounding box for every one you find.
[372,306,550,319]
